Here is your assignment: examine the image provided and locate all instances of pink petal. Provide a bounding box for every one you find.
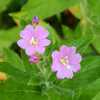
[25,46,35,56]
[20,25,34,40]
[51,61,60,72]
[24,24,34,31]
[35,46,45,54]
[52,51,60,61]
[69,53,82,65]
[51,51,61,72]
[71,64,80,72]
[34,26,49,39]
[39,39,51,46]
[56,69,73,79]
[17,39,28,49]
[60,45,76,57]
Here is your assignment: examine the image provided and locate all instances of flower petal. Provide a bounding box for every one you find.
[17,39,28,49]
[35,46,45,54]
[39,39,51,46]
[69,53,82,65]
[25,46,35,56]
[71,64,80,72]
[60,45,76,57]
[56,69,73,79]
[51,61,60,72]
[24,24,34,32]
[52,51,60,61]
[34,26,49,39]
[20,24,34,40]
[51,51,61,72]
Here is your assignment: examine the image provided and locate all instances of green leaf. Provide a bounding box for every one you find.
[69,4,81,19]
[21,52,33,73]
[92,92,100,100]
[0,62,47,99]
[47,88,73,100]
[80,0,100,54]
[78,78,100,100]
[0,0,11,12]
[0,77,47,100]
[62,24,94,54]
[76,56,100,88]
[92,34,100,54]
[0,92,47,100]
[10,0,80,20]
[87,0,100,54]
[0,27,20,50]
[81,56,100,73]
[0,62,29,84]
[3,48,25,72]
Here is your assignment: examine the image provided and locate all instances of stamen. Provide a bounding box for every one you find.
[30,37,38,45]
[60,56,69,66]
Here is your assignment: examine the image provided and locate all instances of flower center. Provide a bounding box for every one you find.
[30,37,38,45]
[60,56,69,66]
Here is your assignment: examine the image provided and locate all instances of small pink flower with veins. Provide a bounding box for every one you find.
[51,45,82,79]
[17,24,51,56]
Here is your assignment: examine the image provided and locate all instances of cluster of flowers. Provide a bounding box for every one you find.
[17,16,82,79]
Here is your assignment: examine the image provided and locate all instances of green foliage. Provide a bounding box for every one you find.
[0,49,100,100]
[78,78,100,100]
[3,48,25,71]
[0,27,20,50]
[92,92,100,100]
[80,0,100,54]
[0,0,11,12]
[92,33,100,54]
[0,0,100,100]
[10,0,79,20]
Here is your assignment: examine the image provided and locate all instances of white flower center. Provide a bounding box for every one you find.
[30,37,38,45]
[60,56,70,69]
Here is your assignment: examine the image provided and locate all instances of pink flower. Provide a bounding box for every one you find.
[32,16,39,24]
[17,24,51,56]
[51,45,82,79]
[29,54,40,64]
